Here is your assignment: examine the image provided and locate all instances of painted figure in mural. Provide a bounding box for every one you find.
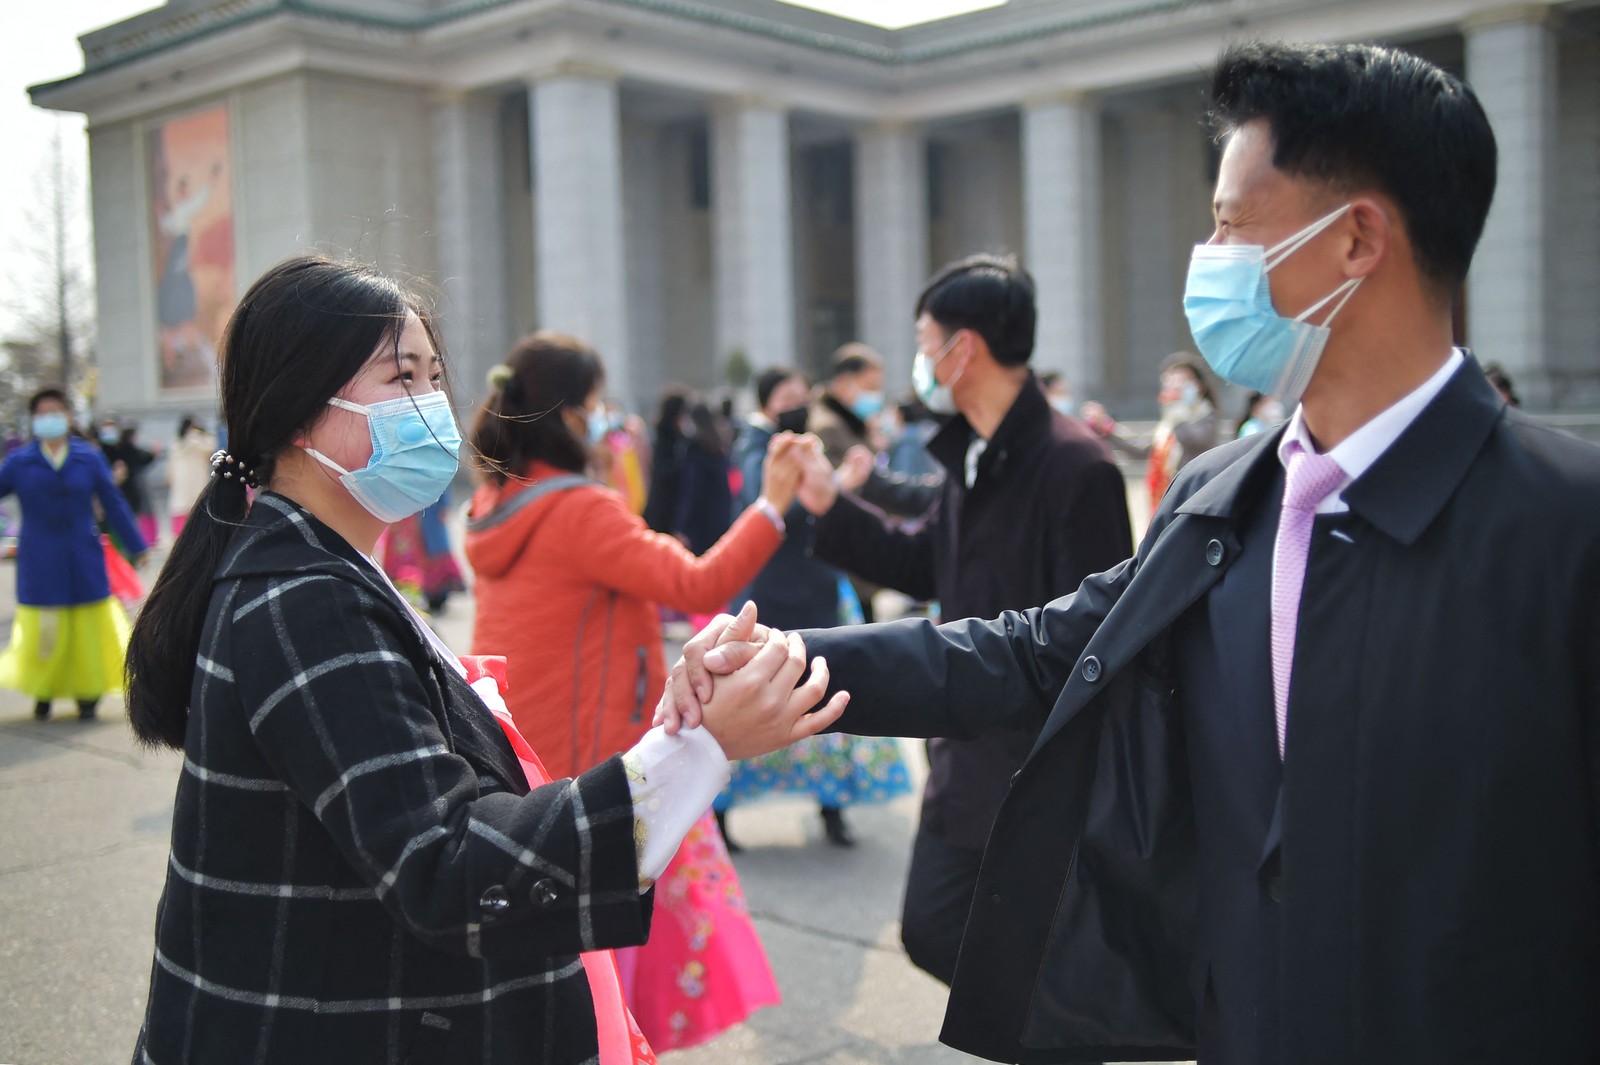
[156,163,223,385]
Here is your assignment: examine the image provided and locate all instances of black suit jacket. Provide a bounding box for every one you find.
[805,361,1600,1063]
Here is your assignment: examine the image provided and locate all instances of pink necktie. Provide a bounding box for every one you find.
[1271,443,1346,759]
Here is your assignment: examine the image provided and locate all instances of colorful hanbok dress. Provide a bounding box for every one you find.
[0,437,146,710]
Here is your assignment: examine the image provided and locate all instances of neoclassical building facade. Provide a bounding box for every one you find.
[32,0,1600,420]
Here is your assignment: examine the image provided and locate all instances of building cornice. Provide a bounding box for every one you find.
[31,0,1597,123]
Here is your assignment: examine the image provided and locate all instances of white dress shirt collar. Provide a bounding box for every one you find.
[1277,348,1465,514]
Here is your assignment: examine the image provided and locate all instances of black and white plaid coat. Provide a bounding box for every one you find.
[133,493,652,1065]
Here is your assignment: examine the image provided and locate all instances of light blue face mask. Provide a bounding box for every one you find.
[1183,204,1363,404]
[912,332,963,416]
[850,390,885,421]
[587,406,610,445]
[32,412,70,440]
[304,391,461,523]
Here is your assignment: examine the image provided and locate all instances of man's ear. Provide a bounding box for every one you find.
[955,327,987,372]
[1344,196,1391,280]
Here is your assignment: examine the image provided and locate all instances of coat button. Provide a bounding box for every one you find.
[479,885,510,915]
[530,878,560,909]
[1081,656,1102,682]
[1205,539,1225,566]
[1265,875,1283,904]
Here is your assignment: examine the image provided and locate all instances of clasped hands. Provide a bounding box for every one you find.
[760,432,867,517]
[652,601,849,761]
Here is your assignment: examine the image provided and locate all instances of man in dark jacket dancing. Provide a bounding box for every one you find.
[789,252,1132,985]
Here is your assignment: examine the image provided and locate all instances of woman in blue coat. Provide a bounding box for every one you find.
[0,388,146,720]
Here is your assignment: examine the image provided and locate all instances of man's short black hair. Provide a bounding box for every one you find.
[1209,40,1496,295]
[756,366,805,409]
[914,254,1037,367]
[28,387,69,414]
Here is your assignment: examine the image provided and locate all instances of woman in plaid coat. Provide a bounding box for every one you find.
[123,256,843,1064]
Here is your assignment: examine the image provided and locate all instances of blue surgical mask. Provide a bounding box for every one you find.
[587,407,610,445]
[1183,204,1362,403]
[304,391,461,523]
[32,413,69,441]
[850,391,885,421]
[912,333,963,416]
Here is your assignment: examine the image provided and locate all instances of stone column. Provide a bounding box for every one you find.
[434,91,509,401]
[853,122,928,385]
[1464,5,1557,405]
[712,98,796,374]
[1119,108,1186,395]
[1022,92,1104,396]
[529,69,630,392]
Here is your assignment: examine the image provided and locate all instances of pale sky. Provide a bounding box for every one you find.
[0,0,1002,340]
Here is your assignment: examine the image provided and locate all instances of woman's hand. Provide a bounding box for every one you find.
[760,433,804,514]
[697,629,848,760]
[1079,401,1117,436]
[658,603,768,732]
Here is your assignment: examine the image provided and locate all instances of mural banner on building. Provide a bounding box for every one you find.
[147,104,234,393]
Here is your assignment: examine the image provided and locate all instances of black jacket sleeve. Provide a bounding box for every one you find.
[802,553,1139,743]
[809,490,940,601]
[858,465,944,519]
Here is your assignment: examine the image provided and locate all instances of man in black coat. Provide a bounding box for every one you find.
[792,253,1132,985]
[663,41,1600,1065]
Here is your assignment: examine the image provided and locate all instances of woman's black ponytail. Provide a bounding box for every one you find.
[125,468,251,747]
[125,255,424,749]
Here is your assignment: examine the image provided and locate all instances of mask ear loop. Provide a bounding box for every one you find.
[301,396,369,476]
[1264,203,1352,272]
[301,447,353,477]
[933,329,967,364]
[1293,276,1364,327]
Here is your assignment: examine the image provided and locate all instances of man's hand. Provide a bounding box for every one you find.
[698,629,849,760]
[838,445,874,493]
[657,602,770,733]
[794,435,840,516]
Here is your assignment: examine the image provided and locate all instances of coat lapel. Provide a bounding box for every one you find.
[1341,356,1504,545]
[1028,431,1285,758]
